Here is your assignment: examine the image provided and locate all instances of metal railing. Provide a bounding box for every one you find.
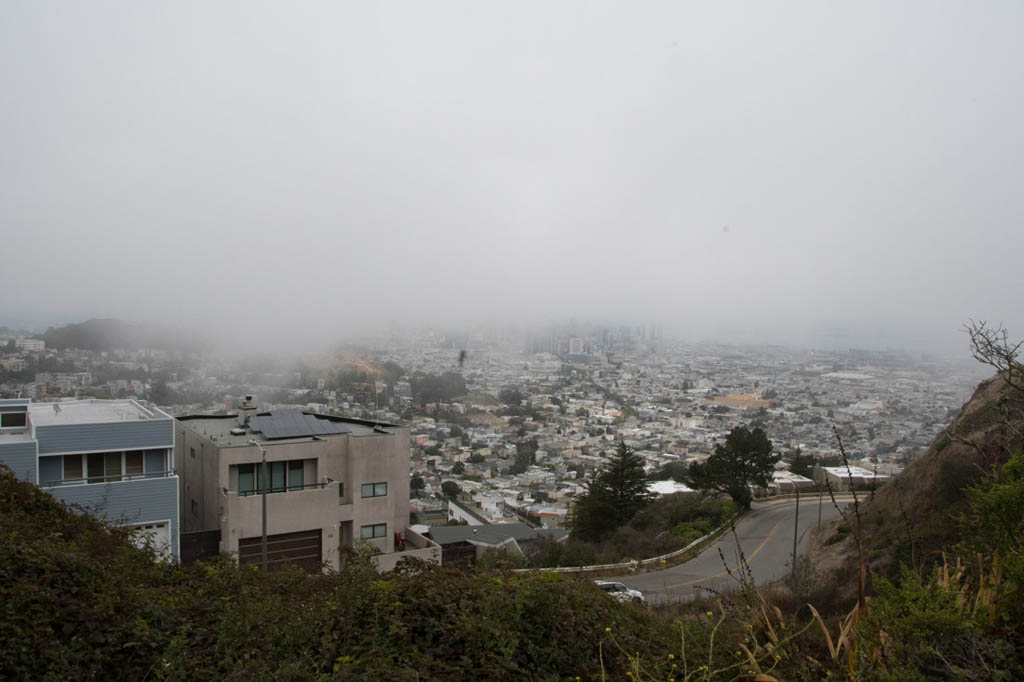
[41,470,176,487]
[236,481,327,497]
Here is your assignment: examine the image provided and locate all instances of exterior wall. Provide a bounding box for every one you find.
[36,419,173,455]
[447,498,488,526]
[346,427,411,557]
[44,475,180,560]
[0,440,38,482]
[175,420,412,572]
[216,438,340,567]
[369,527,442,571]
[174,427,224,533]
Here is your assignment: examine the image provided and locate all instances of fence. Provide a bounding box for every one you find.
[180,529,221,565]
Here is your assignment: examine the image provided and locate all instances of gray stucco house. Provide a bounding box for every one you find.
[0,398,179,560]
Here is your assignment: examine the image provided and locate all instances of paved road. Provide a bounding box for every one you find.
[612,494,853,603]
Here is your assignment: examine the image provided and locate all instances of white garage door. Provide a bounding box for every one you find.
[132,521,171,560]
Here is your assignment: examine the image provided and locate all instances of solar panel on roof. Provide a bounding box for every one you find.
[247,410,351,440]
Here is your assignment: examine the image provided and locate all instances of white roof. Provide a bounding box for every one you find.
[647,480,696,496]
[772,470,814,483]
[822,466,887,478]
[29,400,169,426]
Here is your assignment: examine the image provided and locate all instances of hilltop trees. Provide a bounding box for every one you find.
[571,442,653,542]
[688,425,779,508]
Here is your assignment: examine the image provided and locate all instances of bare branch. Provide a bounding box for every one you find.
[964,320,1024,392]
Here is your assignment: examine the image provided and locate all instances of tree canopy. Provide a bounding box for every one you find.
[441,481,461,500]
[571,442,653,542]
[688,425,779,508]
[786,447,817,479]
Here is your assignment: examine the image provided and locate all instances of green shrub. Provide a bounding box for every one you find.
[0,464,675,681]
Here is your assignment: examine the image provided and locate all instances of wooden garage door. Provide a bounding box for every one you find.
[238,529,322,571]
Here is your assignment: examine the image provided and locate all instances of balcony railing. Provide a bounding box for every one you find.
[236,481,327,497]
[41,470,176,487]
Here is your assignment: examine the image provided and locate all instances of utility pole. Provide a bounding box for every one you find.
[817,485,823,528]
[249,439,268,572]
[791,486,800,581]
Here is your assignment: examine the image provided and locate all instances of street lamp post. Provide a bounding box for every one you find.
[791,486,800,581]
[249,439,268,572]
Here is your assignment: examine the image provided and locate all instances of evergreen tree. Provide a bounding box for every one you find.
[688,425,779,508]
[786,447,816,479]
[571,442,653,542]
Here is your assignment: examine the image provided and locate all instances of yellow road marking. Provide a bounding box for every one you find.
[661,519,782,589]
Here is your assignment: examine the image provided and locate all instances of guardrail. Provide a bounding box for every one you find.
[512,509,744,576]
[511,493,858,577]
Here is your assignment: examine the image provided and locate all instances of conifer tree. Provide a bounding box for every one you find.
[688,425,778,508]
[571,442,652,542]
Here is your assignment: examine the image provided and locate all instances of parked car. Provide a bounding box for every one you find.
[593,580,645,603]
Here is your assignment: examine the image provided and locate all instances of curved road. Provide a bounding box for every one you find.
[612,494,853,603]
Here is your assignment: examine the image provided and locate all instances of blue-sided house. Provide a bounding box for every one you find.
[0,398,179,560]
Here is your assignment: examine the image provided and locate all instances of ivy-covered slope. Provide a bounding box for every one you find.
[0,463,671,681]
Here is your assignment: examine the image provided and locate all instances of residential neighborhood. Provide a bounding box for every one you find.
[0,321,984,571]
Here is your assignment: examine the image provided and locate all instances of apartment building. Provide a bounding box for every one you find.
[0,398,179,559]
[174,402,435,571]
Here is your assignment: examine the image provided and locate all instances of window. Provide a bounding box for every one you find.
[191,499,199,516]
[0,411,27,428]
[238,463,255,495]
[288,460,304,490]
[87,453,105,483]
[235,459,313,495]
[360,523,386,539]
[269,461,286,492]
[125,451,144,477]
[338,482,345,499]
[104,452,122,482]
[63,454,83,481]
[361,482,388,498]
[190,447,196,459]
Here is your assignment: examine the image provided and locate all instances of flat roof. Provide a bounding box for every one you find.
[0,429,35,444]
[647,480,696,496]
[823,466,888,478]
[773,470,814,483]
[178,413,394,447]
[29,400,170,427]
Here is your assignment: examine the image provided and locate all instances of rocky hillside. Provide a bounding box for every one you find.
[806,370,1024,601]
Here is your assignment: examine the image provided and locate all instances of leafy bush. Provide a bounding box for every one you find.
[0,464,674,681]
[855,567,1016,681]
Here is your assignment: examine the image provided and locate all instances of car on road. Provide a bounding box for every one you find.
[594,580,645,603]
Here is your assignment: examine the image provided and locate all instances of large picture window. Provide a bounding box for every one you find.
[361,482,387,498]
[236,459,313,495]
[360,523,386,539]
[65,451,155,484]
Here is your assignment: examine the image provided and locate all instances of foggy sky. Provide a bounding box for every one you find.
[2,2,1022,356]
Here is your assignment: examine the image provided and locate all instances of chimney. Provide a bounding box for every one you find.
[238,395,258,422]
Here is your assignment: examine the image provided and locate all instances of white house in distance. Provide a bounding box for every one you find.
[816,465,889,491]
[646,480,696,497]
